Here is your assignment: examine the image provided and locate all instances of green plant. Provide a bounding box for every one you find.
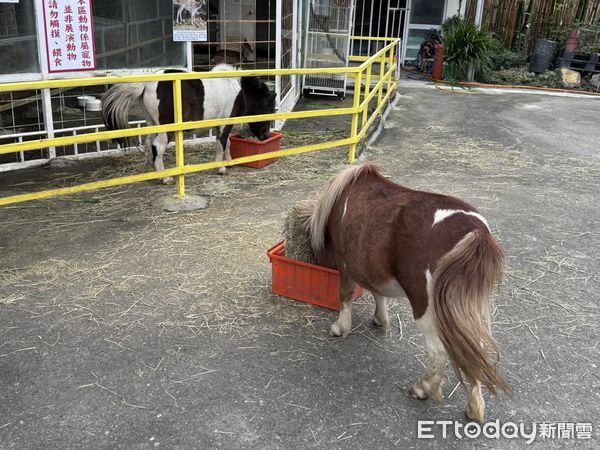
[488,39,525,71]
[483,67,560,88]
[442,16,495,81]
[442,15,463,37]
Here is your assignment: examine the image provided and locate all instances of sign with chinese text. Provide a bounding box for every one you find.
[172,0,207,42]
[42,0,96,73]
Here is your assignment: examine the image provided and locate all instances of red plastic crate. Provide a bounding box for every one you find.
[229,131,282,169]
[267,241,363,311]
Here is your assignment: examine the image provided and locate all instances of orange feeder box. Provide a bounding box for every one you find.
[229,131,282,169]
[267,241,363,311]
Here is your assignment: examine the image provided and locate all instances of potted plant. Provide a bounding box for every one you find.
[442,16,494,81]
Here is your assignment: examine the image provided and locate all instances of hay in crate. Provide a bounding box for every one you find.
[283,200,317,264]
[234,127,259,140]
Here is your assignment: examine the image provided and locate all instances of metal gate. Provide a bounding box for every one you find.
[0,0,302,172]
[302,0,356,97]
[352,0,408,63]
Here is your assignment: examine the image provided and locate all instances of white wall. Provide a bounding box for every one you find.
[444,0,467,20]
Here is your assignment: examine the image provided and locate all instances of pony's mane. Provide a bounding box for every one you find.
[309,163,383,252]
[210,63,239,72]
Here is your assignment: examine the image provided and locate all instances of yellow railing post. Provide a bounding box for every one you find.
[387,43,394,96]
[0,42,404,207]
[349,70,363,163]
[378,52,385,108]
[173,79,186,197]
[362,63,372,129]
[393,40,399,82]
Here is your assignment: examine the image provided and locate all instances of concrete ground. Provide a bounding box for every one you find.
[1,82,599,449]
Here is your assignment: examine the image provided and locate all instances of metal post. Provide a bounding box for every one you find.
[173,80,186,196]
[186,42,193,71]
[275,0,283,109]
[41,89,56,159]
[378,53,384,107]
[34,0,56,159]
[349,71,363,163]
[469,0,486,82]
[362,64,372,128]
[387,43,394,94]
[475,0,485,29]
[291,0,298,98]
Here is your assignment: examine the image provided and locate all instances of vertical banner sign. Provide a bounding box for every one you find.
[42,0,96,73]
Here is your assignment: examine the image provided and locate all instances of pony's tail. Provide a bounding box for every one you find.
[101,82,145,147]
[432,229,511,396]
[308,164,380,253]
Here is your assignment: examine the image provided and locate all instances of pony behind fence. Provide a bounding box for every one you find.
[211,39,255,65]
[102,64,276,183]
[304,163,510,422]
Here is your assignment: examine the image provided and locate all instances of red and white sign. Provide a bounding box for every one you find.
[42,0,96,73]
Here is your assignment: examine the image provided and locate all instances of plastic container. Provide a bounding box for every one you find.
[565,30,579,53]
[529,39,557,74]
[229,131,282,169]
[432,43,445,80]
[77,95,95,107]
[85,99,102,111]
[267,241,363,311]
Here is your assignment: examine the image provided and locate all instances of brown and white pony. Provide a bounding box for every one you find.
[304,163,511,422]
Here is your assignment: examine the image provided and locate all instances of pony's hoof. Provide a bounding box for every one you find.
[329,323,345,337]
[410,384,429,400]
[161,177,175,185]
[372,317,390,330]
[217,167,227,175]
[466,395,485,423]
[465,407,485,424]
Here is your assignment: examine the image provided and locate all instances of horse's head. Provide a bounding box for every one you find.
[241,77,276,141]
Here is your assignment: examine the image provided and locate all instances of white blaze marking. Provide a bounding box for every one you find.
[433,209,490,231]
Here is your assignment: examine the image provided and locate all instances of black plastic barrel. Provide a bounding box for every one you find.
[529,39,557,74]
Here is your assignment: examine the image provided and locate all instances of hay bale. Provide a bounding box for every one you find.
[283,200,316,264]
[234,127,258,140]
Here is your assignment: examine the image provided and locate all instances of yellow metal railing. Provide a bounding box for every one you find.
[0,38,400,207]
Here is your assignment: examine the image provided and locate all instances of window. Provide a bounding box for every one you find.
[410,0,445,25]
[93,0,185,70]
[0,0,40,75]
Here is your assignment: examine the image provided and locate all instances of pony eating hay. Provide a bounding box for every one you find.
[102,64,276,183]
[303,163,510,422]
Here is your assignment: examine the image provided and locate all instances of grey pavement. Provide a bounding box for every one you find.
[0,81,599,449]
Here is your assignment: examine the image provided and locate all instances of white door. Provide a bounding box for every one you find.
[403,0,445,63]
[219,0,256,50]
